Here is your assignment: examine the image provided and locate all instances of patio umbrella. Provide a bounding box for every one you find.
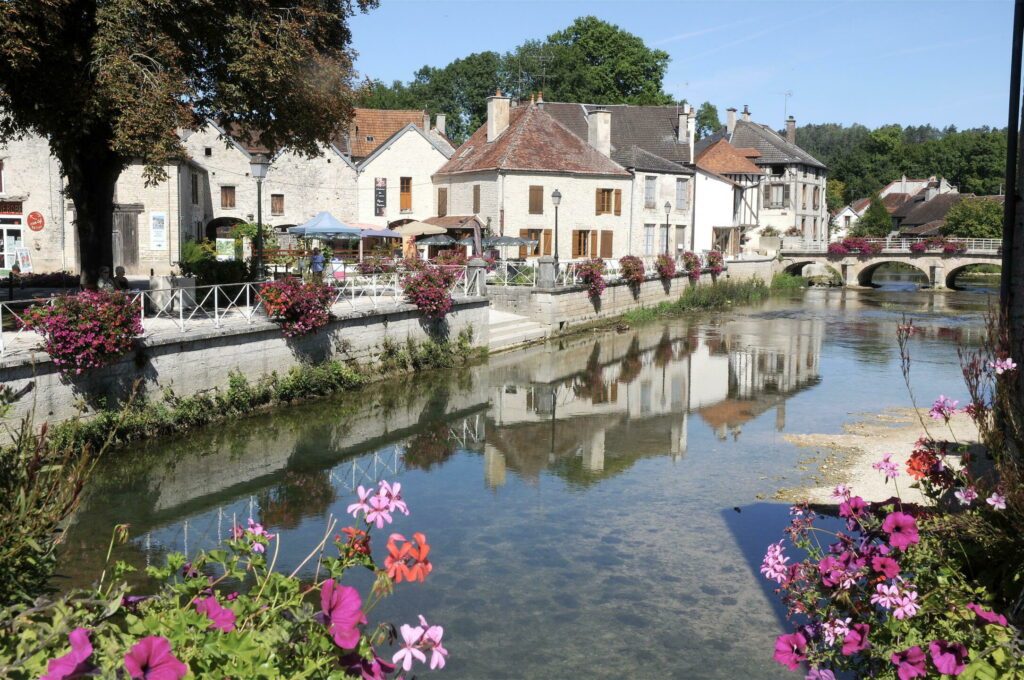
[455,236,476,246]
[416,234,456,245]
[393,221,446,237]
[288,212,361,238]
[485,235,529,247]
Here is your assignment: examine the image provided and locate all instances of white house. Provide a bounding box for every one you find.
[693,138,764,255]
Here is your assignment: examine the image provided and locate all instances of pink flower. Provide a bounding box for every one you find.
[954,487,978,506]
[392,623,427,672]
[822,618,851,646]
[989,357,1017,374]
[365,493,393,529]
[347,485,373,518]
[929,640,968,676]
[841,623,870,656]
[871,583,901,609]
[986,493,1006,510]
[320,579,367,649]
[872,453,900,479]
[891,646,927,680]
[830,484,851,501]
[871,556,900,579]
[838,496,867,520]
[773,631,807,670]
[418,615,449,670]
[893,591,919,620]
[124,636,188,680]
[378,480,409,516]
[929,395,959,421]
[760,541,790,584]
[195,595,237,632]
[882,512,919,551]
[967,603,1008,626]
[42,628,94,680]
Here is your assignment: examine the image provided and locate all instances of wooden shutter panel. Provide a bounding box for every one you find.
[543,229,552,256]
[473,185,481,213]
[438,188,447,217]
[595,189,602,215]
[590,230,599,258]
[614,189,622,216]
[571,230,581,258]
[600,230,613,258]
[783,185,791,208]
[519,229,529,259]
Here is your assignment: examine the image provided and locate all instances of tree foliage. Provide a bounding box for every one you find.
[0,0,377,283]
[941,197,1004,239]
[826,178,846,217]
[852,194,893,237]
[357,16,673,142]
[695,102,721,140]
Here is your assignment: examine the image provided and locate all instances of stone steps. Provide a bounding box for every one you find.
[487,312,547,352]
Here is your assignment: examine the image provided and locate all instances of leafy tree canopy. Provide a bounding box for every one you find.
[941,197,1004,239]
[826,179,846,217]
[852,194,893,237]
[694,102,721,140]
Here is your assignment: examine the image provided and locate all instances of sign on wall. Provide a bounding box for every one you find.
[150,211,167,250]
[374,177,387,217]
[14,247,32,273]
[27,212,45,231]
[215,238,235,261]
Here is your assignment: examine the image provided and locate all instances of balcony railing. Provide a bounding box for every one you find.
[781,237,1002,254]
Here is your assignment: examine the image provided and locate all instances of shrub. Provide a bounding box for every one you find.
[20,290,142,374]
[0,481,449,679]
[12,271,79,288]
[655,254,677,279]
[401,257,428,272]
[356,256,397,275]
[681,251,702,281]
[433,250,468,266]
[618,255,645,286]
[910,241,927,253]
[402,266,456,319]
[259,278,335,337]
[705,250,725,275]
[577,259,606,298]
[178,240,250,286]
[827,242,850,257]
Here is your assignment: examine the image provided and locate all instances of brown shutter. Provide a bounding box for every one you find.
[614,189,622,216]
[600,230,613,258]
[783,184,791,208]
[595,189,602,215]
[529,185,544,215]
[590,230,599,258]
[571,230,582,258]
[542,229,552,256]
[473,185,481,213]
[438,188,447,217]
[519,229,529,259]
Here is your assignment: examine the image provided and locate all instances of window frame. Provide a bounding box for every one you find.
[220,185,236,209]
[270,193,284,216]
[644,176,657,209]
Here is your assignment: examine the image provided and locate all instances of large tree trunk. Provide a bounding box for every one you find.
[57,135,123,289]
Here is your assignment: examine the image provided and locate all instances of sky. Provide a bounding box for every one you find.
[349,0,1012,130]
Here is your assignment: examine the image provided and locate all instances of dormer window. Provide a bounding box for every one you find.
[365,135,374,143]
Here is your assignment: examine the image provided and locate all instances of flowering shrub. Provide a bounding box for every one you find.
[681,251,702,281]
[942,240,968,255]
[433,250,467,266]
[576,259,606,298]
[11,271,79,288]
[357,256,398,275]
[20,290,142,374]
[655,254,677,280]
[827,242,850,257]
[402,266,456,319]
[1,481,449,678]
[909,241,928,254]
[259,277,334,337]
[705,250,725,276]
[618,255,646,286]
[402,257,428,272]
[841,237,883,255]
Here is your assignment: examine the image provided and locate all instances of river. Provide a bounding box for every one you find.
[60,287,992,678]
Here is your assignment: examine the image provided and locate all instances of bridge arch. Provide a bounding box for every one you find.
[782,260,816,276]
[857,260,930,288]
[945,263,1001,291]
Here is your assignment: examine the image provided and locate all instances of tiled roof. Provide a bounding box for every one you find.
[435,105,630,177]
[734,147,761,158]
[543,102,694,166]
[726,119,826,169]
[695,138,762,175]
[900,219,946,236]
[882,193,912,213]
[423,215,484,230]
[850,197,871,213]
[339,108,429,158]
[615,145,691,174]
[898,193,963,228]
[222,122,272,155]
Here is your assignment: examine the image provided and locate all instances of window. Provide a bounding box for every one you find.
[519,229,542,258]
[772,165,785,176]
[675,178,689,211]
[220,185,236,209]
[660,224,669,253]
[766,184,789,209]
[595,188,621,215]
[572,230,591,258]
[365,136,374,143]
[644,224,655,256]
[801,218,806,233]
[473,184,481,214]
[644,176,657,209]
[844,216,851,228]
[271,193,284,216]
[190,173,199,205]
[528,185,544,215]
[437,188,447,217]
[801,184,808,210]
[400,177,412,212]
[204,147,212,157]
[812,186,820,210]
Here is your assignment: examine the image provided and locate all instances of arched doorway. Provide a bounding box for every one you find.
[205,216,245,241]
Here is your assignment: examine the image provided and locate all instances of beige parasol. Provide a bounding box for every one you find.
[392,221,447,237]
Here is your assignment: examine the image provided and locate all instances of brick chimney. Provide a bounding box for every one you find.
[486,90,511,143]
[726,107,737,135]
[742,104,751,121]
[588,107,611,157]
[786,116,796,144]
[435,114,446,137]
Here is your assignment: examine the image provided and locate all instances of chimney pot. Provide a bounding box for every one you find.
[423,112,430,131]
[587,107,611,157]
[785,115,796,144]
[435,114,446,137]
[742,104,750,121]
[487,92,511,143]
[726,107,737,135]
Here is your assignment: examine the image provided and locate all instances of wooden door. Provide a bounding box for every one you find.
[113,211,139,273]
[599,230,613,258]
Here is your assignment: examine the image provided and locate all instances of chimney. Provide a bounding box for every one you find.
[785,116,796,144]
[435,114,446,137]
[742,104,751,122]
[486,90,511,143]
[423,112,430,131]
[726,107,737,135]
[900,174,907,194]
[587,107,611,157]
[677,103,690,143]
[536,90,544,108]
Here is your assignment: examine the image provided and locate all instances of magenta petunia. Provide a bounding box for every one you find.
[195,594,237,632]
[320,579,367,649]
[841,623,870,656]
[967,603,1008,627]
[838,496,867,520]
[929,640,969,675]
[341,651,397,680]
[891,646,927,680]
[870,555,900,579]
[881,511,920,550]
[773,631,807,670]
[123,636,188,680]
[42,628,94,680]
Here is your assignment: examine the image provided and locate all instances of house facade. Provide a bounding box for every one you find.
[693,138,764,254]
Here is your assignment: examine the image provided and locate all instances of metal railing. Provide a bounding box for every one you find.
[782,237,1002,254]
[487,261,537,286]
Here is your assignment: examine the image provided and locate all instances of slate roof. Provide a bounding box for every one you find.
[897,193,963,228]
[695,138,762,175]
[615,145,692,174]
[543,102,694,168]
[720,119,826,169]
[435,105,630,177]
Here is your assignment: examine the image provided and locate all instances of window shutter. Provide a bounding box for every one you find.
[528,185,543,215]
[590,230,599,258]
[600,230,613,258]
[437,188,447,217]
[571,230,581,258]
[518,229,529,259]
[595,189,602,215]
[764,184,771,207]
[614,189,622,216]
[783,185,791,208]
[473,185,481,214]
[543,229,552,256]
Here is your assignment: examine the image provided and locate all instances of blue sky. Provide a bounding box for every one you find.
[349,0,1011,130]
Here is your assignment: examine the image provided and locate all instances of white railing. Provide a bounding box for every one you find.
[487,261,537,287]
[782,237,1002,254]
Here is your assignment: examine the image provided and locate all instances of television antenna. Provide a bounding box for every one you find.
[780,90,794,119]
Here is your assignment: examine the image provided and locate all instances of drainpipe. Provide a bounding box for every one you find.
[690,172,697,251]
[627,169,635,255]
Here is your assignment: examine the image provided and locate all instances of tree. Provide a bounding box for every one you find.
[826,179,846,215]
[852,195,893,237]
[695,102,721,140]
[0,0,376,285]
[942,197,1004,239]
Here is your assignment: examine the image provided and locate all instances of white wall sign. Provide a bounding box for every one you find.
[14,247,32,273]
[150,211,168,250]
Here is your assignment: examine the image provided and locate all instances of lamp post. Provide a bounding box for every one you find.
[249,153,270,278]
[664,201,672,256]
[551,189,562,269]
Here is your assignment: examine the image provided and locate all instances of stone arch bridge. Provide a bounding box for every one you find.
[779,238,1002,289]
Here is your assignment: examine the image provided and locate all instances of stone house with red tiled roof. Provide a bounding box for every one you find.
[834,176,958,239]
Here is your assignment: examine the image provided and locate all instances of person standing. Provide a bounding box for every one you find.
[309,247,325,283]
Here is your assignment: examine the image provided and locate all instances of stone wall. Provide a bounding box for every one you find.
[0,298,488,426]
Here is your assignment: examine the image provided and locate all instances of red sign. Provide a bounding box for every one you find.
[27,211,45,231]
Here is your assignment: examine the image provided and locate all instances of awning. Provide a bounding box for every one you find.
[417,234,457,245]
[289,212,362,238]
[361,228,401,238]
[392,221,447,237]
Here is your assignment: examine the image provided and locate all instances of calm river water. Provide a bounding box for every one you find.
[61,287,992,678]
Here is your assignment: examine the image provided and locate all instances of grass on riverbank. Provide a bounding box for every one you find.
[621,273,803,324]
[43,328,479,453]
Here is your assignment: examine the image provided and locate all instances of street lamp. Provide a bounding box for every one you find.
[551,189,562,269]
[249,153,270,278]
[664,200,672,255]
